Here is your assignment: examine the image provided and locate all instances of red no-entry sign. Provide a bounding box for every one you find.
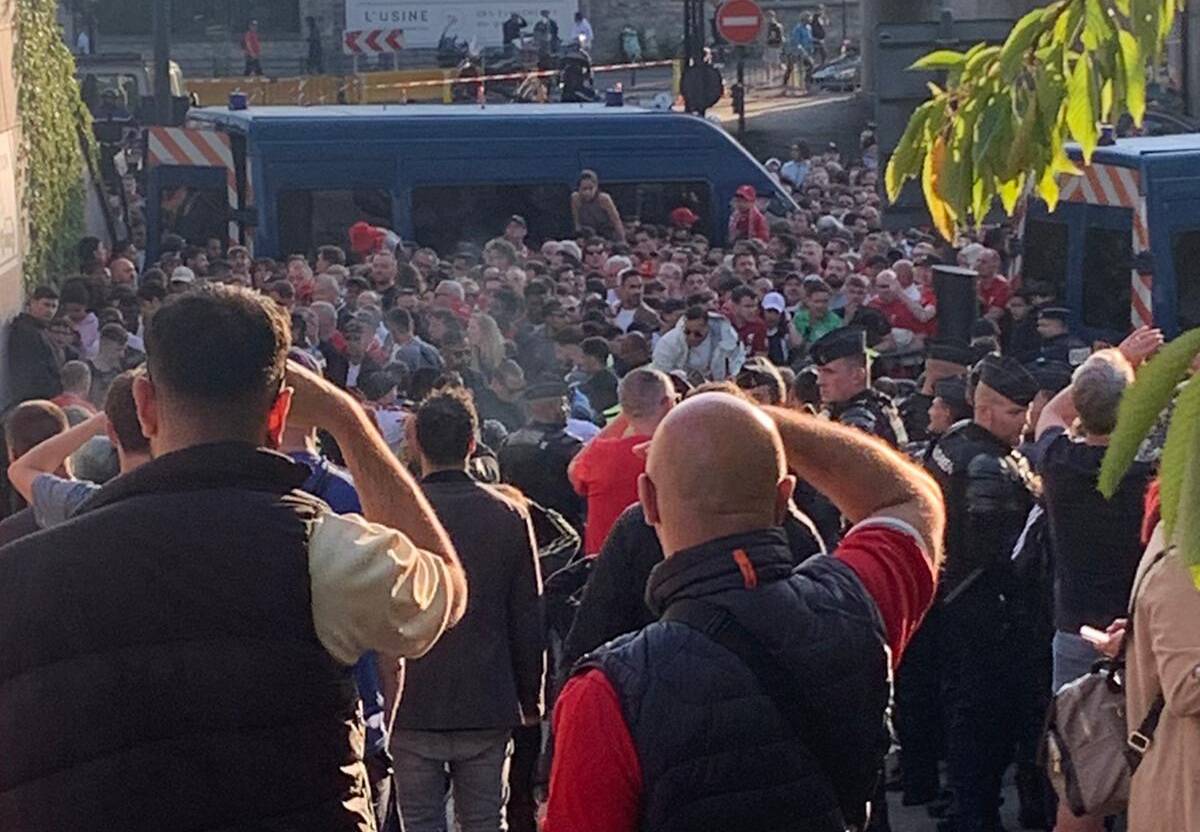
[716,0,765,45]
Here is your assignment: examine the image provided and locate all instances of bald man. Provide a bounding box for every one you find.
[546,392,943,832]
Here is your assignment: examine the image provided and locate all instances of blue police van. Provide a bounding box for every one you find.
[1020,134,1200,339]
[145,103,793,261]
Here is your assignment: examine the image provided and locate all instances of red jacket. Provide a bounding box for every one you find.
[728,207,770,243]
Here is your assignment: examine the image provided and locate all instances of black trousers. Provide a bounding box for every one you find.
[895,603,943,799]
[507,725,542,832]
[939,586,1016,832]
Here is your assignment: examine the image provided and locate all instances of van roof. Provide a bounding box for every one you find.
[1069,133,1200,167]
[192,103,665,129]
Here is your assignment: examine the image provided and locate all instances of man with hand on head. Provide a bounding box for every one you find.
[546,390,944,832]
[0,284,466,830]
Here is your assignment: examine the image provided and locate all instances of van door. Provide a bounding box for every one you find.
[1158,196,1200,336]
[145,164,230,264]
[1074,203,1134,342]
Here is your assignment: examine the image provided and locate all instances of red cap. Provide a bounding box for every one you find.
[736,185,758,201]
[669,206,700,228]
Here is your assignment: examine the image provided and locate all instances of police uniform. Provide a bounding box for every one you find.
[498,381,585,530]
[925,356,1040,832]
[901,339,974,444]
[811,327,908,447]
[1037,307,1090,367]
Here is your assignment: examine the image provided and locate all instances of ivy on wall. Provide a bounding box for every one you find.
[14,0,94,289]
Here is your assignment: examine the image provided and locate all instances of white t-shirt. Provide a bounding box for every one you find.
[614,307,636,333]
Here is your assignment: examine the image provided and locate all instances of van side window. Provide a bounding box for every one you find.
[1020,219,1068,299]
[1172,230,1200,331]
[602,182,712,230]
[278,189,392,258]
[411,184,573,253]
[1081,225,1132,333]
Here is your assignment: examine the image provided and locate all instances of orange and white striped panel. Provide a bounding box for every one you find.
[147,127,239,244]
[1059,163,1152,328]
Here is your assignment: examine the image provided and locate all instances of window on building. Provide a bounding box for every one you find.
[1172,230,1200,331]
[1020,218,1069,300]
[1080,225,1132,333]
[160,185,228,248]
[277,189,393,258]
[602,181,713,230]
[411,184,573,254]
[95,1,300,37]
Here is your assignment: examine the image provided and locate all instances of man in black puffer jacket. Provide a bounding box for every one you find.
[0,285,467,832]
[545,392,944,832]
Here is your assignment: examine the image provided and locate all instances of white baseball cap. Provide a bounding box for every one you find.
[762,291,786,313]
[170,266,196,284]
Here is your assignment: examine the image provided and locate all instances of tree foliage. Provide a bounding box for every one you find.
[885,0,1179,240]
[1101,329,1200,587]
[15,0,94,288]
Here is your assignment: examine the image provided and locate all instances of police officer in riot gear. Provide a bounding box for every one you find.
[925,355,1040,832]
[811,327,907,447]
[498,379,585,531]
[1035,307,1089,368]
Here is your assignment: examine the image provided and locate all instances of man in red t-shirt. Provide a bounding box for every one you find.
[727,285,768,356]
[976,248,1010,322]
[243,20,263,76]
[546,393,944,832]
[868,269,935,347]
[568,368,675,556]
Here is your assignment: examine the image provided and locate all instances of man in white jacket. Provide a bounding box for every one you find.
[652,305,746,382]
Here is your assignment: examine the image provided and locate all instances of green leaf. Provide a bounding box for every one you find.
[1101,328,1200,497]
[999,8,1046,81]
[1158,376,1200,543]
[1101,78,1114,122]
[1066,53,1099,162]
[886,103,933,202]
[1082,0,1110,50]
[964,45,1001,75]
[923,136,955,241]
[998,173,1026,215]
[1119,30,1146,125]
[909,50,967,71]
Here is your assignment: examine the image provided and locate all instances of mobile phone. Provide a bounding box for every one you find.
[1079,625,1108,646]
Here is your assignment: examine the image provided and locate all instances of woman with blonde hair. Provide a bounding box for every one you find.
[468,312,507,378]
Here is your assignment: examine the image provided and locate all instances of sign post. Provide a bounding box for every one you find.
[715,0,763,137]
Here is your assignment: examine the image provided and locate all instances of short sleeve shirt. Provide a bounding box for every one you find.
[31,475,101,529]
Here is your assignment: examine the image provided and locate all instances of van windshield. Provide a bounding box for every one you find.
[1172,230,1200,331]
[411,180,713,253]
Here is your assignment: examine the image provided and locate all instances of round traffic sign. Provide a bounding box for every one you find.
[716,0,765,46]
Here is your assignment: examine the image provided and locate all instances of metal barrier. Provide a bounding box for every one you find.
[188,60,681,108]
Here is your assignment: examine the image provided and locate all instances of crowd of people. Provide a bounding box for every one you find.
[1,136,1196,832]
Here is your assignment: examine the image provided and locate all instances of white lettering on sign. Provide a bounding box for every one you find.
[344,0,578,49]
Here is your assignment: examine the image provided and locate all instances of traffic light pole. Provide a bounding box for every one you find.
[152,0,172,125]
[734,46,746,137]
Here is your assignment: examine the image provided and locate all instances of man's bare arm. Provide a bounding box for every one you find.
[288,362,468,626]
[8,412,108,502]
[765,406,945,568]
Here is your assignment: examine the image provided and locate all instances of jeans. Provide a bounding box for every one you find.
[1052,629,1103,693]
[392,728,513,832]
